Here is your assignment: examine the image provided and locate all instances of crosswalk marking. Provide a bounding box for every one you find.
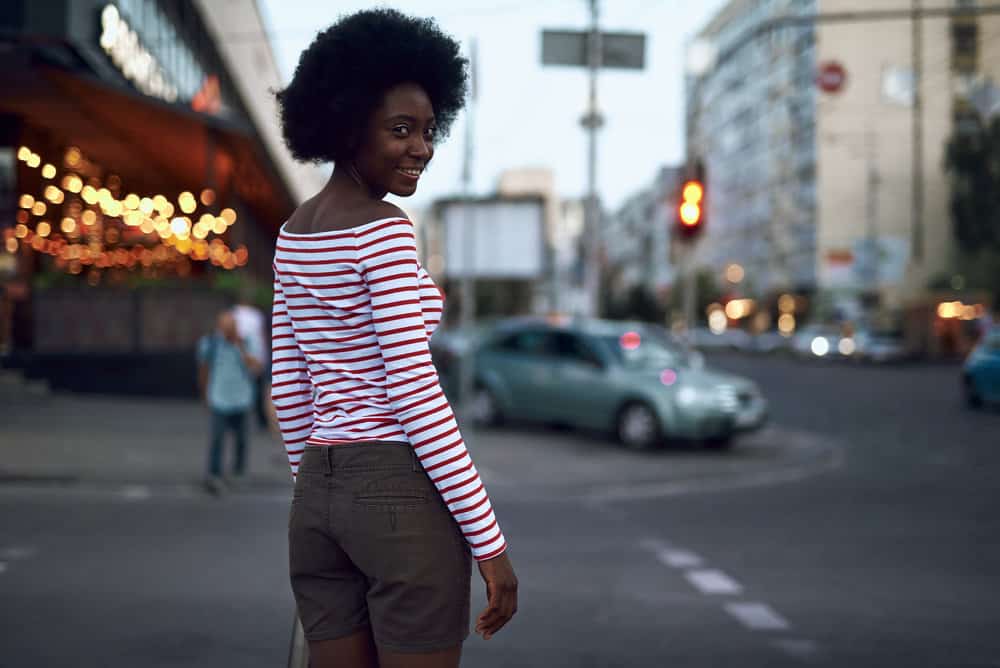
[656,548,702,568]
[725,602,791,630]
[685,569,743,595]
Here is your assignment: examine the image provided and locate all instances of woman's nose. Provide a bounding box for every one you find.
[410,137,431,159]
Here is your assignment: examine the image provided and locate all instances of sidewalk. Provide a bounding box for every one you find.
[0,382,293,489]
[0,379,841,500]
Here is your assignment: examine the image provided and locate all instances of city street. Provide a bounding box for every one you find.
[1,354,998,667]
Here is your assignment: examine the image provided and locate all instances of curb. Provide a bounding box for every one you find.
[478,425,845,504]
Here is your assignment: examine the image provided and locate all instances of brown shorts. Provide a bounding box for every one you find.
[289,441,472,653]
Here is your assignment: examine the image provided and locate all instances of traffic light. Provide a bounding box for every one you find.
[675,178,705,240]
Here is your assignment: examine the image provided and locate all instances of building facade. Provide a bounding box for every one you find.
[602,165,681,314]
[686,0,818,301]
[0,0,323,393]
[686,0,1000,327]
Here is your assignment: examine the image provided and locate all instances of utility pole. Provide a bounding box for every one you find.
[458,38,477,419]
[582,0,603,317]
[911,0,924,263]
[864,125,881,293]
[541,3,645,316]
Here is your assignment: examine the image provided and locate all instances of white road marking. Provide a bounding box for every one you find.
[725,602,790,631]
[686,569,743,595]
[0,546,36,560]
[656,548,702,568]
[587,462,840,503]
[771,638,819,659]
[120,485,151,500]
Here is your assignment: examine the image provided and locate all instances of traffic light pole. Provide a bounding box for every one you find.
[682,239,696,352]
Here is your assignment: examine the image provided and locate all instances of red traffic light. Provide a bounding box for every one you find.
[679,201,701,226]
[676,179,705,237]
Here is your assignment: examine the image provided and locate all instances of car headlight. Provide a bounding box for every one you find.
[811,337,829,356]
[838,337,856,355]
[677,386,699,406]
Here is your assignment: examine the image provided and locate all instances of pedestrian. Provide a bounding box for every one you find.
[197,309,262,495]
[232,287,269,430]
[272,9,516,667]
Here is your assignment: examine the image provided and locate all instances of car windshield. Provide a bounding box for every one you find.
[598,330,692,369]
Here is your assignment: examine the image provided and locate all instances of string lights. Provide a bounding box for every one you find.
[4,144,249,285]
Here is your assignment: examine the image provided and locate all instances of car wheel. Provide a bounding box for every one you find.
[704,435,734,450]
[616,402,661,450]
[470,385,504,426]
[964,375,983,409]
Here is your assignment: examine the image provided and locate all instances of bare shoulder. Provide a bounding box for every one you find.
[360,200,410,225]
[284,198,411,235]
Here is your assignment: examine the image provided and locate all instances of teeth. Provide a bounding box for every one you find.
[398,168,421,176]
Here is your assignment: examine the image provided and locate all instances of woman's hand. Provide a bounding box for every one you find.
[475,551,518,640]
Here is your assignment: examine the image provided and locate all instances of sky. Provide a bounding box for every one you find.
[257,0,729,213]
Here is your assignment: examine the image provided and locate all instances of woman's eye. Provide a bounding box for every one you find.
[393,125,410,137]
[424,127,437,140]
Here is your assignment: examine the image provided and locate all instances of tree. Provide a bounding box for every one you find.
[944,115,1000,296]
[944,115,1000,251]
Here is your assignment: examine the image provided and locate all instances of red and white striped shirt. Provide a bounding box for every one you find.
[271,217,506,561]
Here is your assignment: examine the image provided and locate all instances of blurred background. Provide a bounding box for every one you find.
[1,1,998,667]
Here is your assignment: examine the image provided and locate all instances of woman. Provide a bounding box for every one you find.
[271,9,517,668]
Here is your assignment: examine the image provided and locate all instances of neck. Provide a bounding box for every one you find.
[327,163,386,201]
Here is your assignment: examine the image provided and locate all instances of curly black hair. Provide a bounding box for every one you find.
[276,8,468,164]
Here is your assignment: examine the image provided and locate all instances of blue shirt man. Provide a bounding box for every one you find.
[197,310,262,492]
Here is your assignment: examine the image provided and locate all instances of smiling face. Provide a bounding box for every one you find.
[353,82,436,198]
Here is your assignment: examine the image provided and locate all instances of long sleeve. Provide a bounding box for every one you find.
[358,221,507,561]
[270,268,315,477]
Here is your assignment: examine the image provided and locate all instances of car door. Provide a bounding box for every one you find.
[975,334,1000,402]
[545,331,615,428]
[480,328,556,421]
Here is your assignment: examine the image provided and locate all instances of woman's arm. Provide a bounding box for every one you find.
[270,268,316,477]
[359,219,506,561]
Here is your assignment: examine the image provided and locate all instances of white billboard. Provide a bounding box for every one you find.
[441,199,544,279]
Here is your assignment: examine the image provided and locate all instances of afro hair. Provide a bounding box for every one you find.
[276,8,468,164]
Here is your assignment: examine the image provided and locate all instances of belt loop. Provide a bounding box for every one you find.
[325,446,334,476]
[411,447,419,472]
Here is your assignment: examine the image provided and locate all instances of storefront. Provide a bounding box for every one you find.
[0,0,302,394]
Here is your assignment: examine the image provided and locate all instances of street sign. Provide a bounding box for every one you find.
[817,61,847,93]
[541,30,646,69]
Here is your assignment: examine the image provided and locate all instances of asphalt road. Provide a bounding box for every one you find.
[1,354,997,667]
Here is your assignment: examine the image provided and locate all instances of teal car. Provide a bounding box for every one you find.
[963,328,1000,408]
[433,318,767,450]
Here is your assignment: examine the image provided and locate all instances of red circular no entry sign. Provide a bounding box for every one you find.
[817,61,847,93]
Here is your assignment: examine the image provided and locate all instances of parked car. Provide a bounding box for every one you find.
[852,328,909,363]
[690,327,753,351]
[750,330,792,354]
[433,318,767,450]
[791,324,851,359]
[963,328,1000,408]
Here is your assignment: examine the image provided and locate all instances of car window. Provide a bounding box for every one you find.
[597,332,683,368]
[551,332,604,368]
[493,330,553,356]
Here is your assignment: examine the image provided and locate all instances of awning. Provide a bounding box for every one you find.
[0,52,294,230]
